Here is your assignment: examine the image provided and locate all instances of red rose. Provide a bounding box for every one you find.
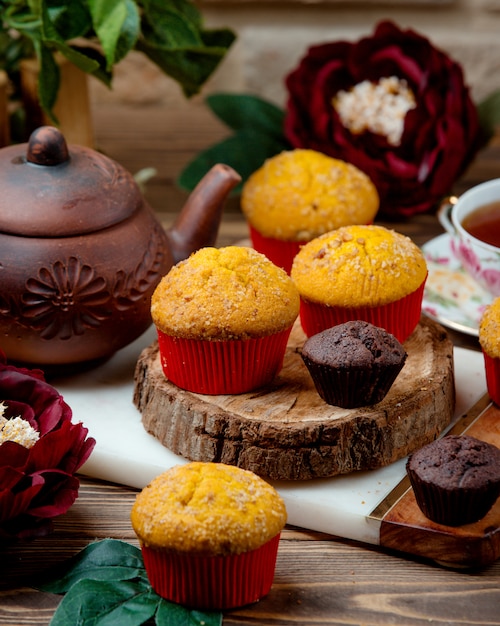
[0,355,95,539]
[284,21,482,217]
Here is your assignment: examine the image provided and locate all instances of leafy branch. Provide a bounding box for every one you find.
[0,0,236,121]
[37,538,222,626]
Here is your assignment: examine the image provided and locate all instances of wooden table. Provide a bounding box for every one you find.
[1,101,499,625]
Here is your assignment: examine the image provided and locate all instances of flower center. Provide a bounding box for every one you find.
[0,402,40,448]
[332,76,416,146]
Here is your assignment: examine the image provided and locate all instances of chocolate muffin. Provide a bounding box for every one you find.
[300,320,407,408]
[406,435,500,526]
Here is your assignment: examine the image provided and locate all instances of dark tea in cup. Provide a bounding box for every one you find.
[462,200,500,247]
[437,178,500,296]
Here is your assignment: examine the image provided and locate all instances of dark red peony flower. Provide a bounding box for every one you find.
[0,352,95,540]
[284,21,482,217]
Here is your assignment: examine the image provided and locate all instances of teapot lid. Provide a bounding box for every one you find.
[0,126,142,237]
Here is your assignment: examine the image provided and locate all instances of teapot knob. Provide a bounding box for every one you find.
[27,126,70,166]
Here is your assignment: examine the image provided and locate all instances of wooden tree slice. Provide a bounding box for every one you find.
[133,316,455,480]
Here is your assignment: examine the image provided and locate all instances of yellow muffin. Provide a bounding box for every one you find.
[291,225,427,307]
[151,246,299,394]
[479,298,500,358]
[131,462,287,609]
[131,462,286,554]
[479,297,500,405]
[241,149,379,242]
[151,246,299,341]
[290,225,428,342]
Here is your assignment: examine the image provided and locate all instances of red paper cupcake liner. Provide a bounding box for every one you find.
[298,279,427,344]
[483,352,500,406]
[141,533,281,610]
[156,327,292,394]
[249,225,306,274]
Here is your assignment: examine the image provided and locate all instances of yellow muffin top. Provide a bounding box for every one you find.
[151,246,300,340]
[240,149,379,242]
[479,297,500,357]
[130,462,287,555]
[291,225,427,307]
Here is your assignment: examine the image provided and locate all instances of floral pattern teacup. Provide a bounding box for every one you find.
[438,179,500,297]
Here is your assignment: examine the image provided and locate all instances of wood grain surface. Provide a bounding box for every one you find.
[1,100,499,624]
[1,478,500,626]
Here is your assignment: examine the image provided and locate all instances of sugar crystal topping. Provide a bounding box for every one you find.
[0,402,40,448]
[333,76,416,146]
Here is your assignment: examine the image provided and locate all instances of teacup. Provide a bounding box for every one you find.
[438,178,500,296]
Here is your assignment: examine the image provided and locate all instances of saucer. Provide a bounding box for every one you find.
[421,233,493,337]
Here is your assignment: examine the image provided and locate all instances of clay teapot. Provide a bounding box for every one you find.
[0,126,241,370]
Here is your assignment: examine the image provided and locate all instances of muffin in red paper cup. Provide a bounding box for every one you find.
[291,225,428,343]
[151,246,299,394]
[479,297,500,405]
[241,149,379,273]
[130,462,287,610]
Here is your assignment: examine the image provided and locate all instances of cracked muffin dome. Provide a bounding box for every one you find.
[406,435,500,526]
[301,320,407,408]
[290,224,428,342]
[131,462,286,554]
[151,245,299,340]
[291,224,427,307]
[131,462,286,610]
[241,149,379,241]
[150,246,300,394]
[240,149,379,272]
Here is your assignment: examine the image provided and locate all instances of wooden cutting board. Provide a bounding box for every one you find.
[134,316,455,480]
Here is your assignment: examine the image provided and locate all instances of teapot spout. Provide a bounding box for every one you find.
[167,164,241,265]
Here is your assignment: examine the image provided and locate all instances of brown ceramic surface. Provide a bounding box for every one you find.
[0,126,240,369]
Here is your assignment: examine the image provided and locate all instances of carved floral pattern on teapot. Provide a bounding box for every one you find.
[1,223,167,341]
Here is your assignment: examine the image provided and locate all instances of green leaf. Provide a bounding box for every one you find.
[35,41,60,119]
[142,0,203,31]
[177,128,290,193]
[36,539,223,626]
[69,44,112,87]
[114,0,141,64]
[155,599,222,626]
[206,93,286,140]
[46,0,93,41]
[49,578,158,626]
[40,539,146,593]
[137,0,235,96]
[140,1,203,48]
[477,89,500,144]
[137,34,235,97]
[88,0,140,70]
